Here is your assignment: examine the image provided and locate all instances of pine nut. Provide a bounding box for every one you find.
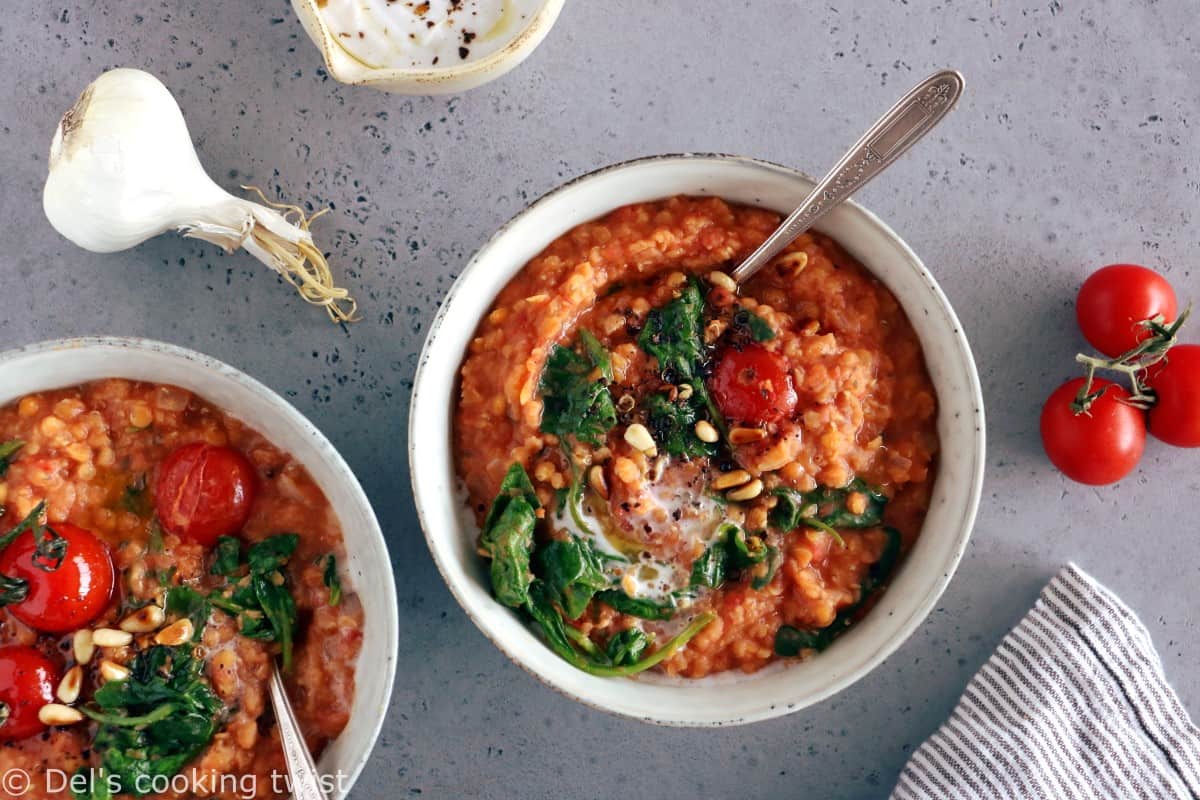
[620,573,638,596]
[712,470,752,490]
[587,465,609,500]
[119,605,165,633]
[92,628,133,648]
[155,618,195,646]
[99,660,131,682]
[727,479,764,502]
[38,703,83,726]
[56,665,83,704]
[677,383,694,401]
[729,427,768,444]
[708,271,737,292]
[73,630,95,664]
[623,423,657,456]
[694,420,719,443]
[649,455,668,483]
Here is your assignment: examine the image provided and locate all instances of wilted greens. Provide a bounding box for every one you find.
[206,533,300,672]
[539,330,617,446]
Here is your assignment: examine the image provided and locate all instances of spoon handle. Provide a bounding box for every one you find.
[730,69,965,284]
[270,664,330,800]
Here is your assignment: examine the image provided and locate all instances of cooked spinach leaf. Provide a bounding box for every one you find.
[0,441,23,478]
[207,533,300,671]
[688,521,765,589]
[210,536,242,577]
[606,628,652,666]
[164,586,210,635]
[324,554,342,606]
[595,589,677,621]
[481,463,541,543]
[689,541,727,589]
[82,644,223,795]
[644,392,717,459]
[484,497,537,609]
[750,545,781,590]
[637,279,727,437]
[773,526,903,656]
[732,307,776,342]
[539,331,617,446]
[771,478,888,532]
[538,537,607,620]
[119,475,153,518]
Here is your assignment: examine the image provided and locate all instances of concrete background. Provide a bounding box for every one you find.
[2,1,1198,797]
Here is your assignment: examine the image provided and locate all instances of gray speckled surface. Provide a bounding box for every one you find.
[2,1,1199,797]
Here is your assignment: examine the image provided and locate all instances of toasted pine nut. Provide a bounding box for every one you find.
[155,618,195,646]
[119,605,165,633]
[649,455,668,483]
[57,665,83,704]
[727,479,764,502]
[694,420,719,443]
[712,470,753,490]
[99,660,131,682]
[92,628,133,648]
[39,703,84,726]
[73,630,95,664]
[708,271,737,292]
[587,465,609,500]
[623,423,657,456]
[620,573,638,596]
[729,427,768,444]
[677,383,694,401]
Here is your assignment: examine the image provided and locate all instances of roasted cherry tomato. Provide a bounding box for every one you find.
[0,646,58,740]
[1077,264,1177,357]
[1145,344,1200,447]
[710,344,798,425]
[1040,377,1146,485]
[155,443,257,546]
[0,522,115,634]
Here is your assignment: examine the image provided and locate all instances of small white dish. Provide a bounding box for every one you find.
[409,154,986,727]
[0,337,398,795]
[291,0,565,95]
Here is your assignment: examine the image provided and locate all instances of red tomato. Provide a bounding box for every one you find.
[709,345,798,425]
[155,443,257,546]
[1077,264,1177,357]
[1040,377,1146,485]
[0,523,115,633]
[0,646,58,740]
[1145,344,1200,447]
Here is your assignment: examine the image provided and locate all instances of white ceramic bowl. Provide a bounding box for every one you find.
[0,337,398,795]
[410,154,985,726]
[291,0,564,95]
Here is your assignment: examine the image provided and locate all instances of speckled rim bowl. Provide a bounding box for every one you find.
[0,337,398,795]
[291,0,565,95]
[410,154,985,727]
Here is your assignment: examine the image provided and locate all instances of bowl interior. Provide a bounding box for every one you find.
[411,154,984,726]
[0,338,398,795]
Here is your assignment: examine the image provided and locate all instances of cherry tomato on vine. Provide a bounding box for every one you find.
[0,646,58,740]
[155,443,258,547]
[710,344,798,425]
[1040,377,1146,485]
[1145,344,1200,447]
[0,523,115,634]
[1077,264,1177,358]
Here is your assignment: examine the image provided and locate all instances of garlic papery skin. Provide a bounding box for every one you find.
[43,68,357,323]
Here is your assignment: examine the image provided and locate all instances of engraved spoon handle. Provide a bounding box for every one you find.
[270,664,329,800]
[730,69,965,284]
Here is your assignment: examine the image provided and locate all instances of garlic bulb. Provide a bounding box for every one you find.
[43,68,356,323]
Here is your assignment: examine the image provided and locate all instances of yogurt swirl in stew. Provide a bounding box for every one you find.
[316,0,546,69]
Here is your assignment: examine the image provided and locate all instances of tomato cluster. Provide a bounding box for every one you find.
[0,443,257,740]
[1041,264,1199,485]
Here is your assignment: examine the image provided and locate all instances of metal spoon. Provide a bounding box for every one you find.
[730,69,965,285]
[269,663,328,800]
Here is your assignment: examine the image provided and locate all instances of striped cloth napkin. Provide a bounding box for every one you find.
[892,564,1200,799]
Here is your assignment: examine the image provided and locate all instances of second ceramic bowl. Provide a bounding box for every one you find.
[410,154,985,726]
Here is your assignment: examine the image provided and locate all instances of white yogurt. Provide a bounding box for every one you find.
[317,0,545,70]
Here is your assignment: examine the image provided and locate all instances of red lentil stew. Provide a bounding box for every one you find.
[0,379,362,798]
[455,196,938,678]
